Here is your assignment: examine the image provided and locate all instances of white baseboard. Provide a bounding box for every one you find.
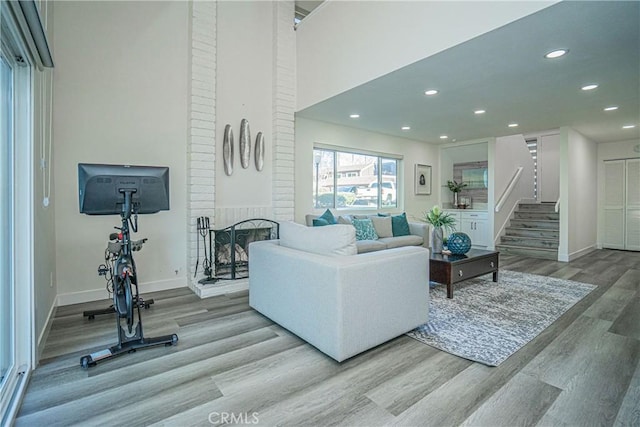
[568,245,597,262]
[56,277,187,306]
[37,301,57,363]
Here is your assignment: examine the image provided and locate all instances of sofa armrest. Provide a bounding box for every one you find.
[408,221,429,247]
[248,240,430,361]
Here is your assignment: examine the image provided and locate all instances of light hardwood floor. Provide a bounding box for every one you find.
[15,249,640,426]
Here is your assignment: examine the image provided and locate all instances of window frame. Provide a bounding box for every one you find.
[313,144,403,212]
[0,4,36,424]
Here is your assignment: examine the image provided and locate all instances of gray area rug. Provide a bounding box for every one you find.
[407,270,596,366]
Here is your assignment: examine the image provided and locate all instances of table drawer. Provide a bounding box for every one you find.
[451,256,498,283]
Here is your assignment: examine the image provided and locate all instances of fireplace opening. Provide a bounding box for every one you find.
[210,219,279,281]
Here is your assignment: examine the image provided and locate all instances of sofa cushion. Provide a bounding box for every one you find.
[319,209,337,224]
[337,215,353,225]
[391,212,411,237]
[352,218,379,241]
[370,216,393,238]
[312,218,330,227]
[356,240,388,253]
[379,235,424,248]
[279,221,357,256]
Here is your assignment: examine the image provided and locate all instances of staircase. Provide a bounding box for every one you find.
[496,202,559,260]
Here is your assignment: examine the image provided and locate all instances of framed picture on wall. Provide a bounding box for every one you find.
[414,164,432,195]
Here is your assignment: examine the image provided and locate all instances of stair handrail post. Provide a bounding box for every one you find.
[495,166,524,213]
[554,197,560,213]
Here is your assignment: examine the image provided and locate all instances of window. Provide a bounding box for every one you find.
[1,0,45,421]
[0,50,14,402]
[313,147,400,210]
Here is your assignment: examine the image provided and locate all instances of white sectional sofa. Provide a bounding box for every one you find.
[304,212,429,254]
[249,221,430,362]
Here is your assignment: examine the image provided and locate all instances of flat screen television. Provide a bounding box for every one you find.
[78,163,170,215]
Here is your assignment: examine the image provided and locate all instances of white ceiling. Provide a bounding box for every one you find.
[296,1,640,144]
[295,1,324,17]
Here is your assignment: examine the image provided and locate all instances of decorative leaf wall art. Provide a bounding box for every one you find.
[239,118,251,169]
[255,132,265,171]
[223,124,234,176]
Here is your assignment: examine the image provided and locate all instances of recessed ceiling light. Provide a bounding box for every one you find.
[474,110,486,115]
[622,124,636,129]
[508,123,519,128]
[545,49,568,59]
[349,114,360,119]
[581,84,598,91]
[401,126,411,131]
[604,106,619,111]
[439,135,448,139]
[424,89,439,96]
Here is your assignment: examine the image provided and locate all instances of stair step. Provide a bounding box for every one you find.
[514,211,560,220]
[505,228,559,239]
[496,244,558,260]
[509,219,559,230]
[500,235,559,249]
[517,203,558,212]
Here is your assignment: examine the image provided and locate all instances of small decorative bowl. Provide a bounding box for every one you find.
[447,232,471,254]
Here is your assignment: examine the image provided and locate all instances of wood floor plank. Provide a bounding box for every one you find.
[389,363,494,427]
[521,315,613,388]
[611,268,640,292]
[582,286,636,322]
[460,372,562,427]
[535,331,640,426]
[364,349,470,416]
[548,265,582,280]
[19,327,281,415]
[81,376,223,427]
[614,358,640,427]
[609,295,640,341]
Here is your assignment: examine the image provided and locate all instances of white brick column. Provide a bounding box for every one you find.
[272,1,296,222]
[187,0,217,291]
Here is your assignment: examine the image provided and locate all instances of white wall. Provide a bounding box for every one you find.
[491,134,535,243]
[559,127,598,261]
[295,117,439,223]
[52,1,189,303]
[597,138,640,248]
[33,1,57,356]
[296,1,555,110]
[215,1,273,212]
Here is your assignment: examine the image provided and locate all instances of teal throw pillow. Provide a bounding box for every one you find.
[312,218,330,227]
[391,212,411,236]
[319,209,337,225]
[352,218,379,241]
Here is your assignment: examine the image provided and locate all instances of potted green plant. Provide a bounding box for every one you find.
[447,180,467,208]
[421,205,457,254]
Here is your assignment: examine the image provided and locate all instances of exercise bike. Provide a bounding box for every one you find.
[80,189,178,368]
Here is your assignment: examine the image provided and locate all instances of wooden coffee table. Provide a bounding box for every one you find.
[430,249,499,298]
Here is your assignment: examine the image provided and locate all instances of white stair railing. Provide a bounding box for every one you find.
[495,167,524,213]
[555,197,560,213]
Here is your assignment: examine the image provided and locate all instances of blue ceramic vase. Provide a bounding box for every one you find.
[447,232,471,254]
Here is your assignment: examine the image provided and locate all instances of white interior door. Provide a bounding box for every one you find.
[625,158,640,251]
[602,160,625,249]
[537,134,560,203]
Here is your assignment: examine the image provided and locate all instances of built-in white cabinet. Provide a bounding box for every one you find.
[602,158,640,251]
[445,210,489,248]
